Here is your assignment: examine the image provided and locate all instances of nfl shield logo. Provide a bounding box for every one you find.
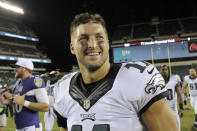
[18,85,23,92]
[83,99,90,109]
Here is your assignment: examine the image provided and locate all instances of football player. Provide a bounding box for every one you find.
[180,75,190,110]
[159,65,183,131]
[182,64,197,130]
[0,59,49,131]
[44,71,63,131]
[53,12,178,131]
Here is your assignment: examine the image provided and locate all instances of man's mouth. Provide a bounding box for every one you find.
[85,52,101,56]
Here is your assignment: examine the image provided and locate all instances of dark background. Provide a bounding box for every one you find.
[12,0,197,71]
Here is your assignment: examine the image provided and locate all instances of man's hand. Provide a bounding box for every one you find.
[13,95,25,106]
[0,92,13,105]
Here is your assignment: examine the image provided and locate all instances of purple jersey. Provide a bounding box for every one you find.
[13,75,45,129]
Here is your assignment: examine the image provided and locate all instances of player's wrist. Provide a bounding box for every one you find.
[24,100,30,107]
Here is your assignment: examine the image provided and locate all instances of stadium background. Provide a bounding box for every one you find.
[0,0,197,130]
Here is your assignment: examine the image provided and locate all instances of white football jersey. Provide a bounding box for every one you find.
[184,75,197,97]
[54,62,167,131]
[165,75,180,113]
[46,80,57,107]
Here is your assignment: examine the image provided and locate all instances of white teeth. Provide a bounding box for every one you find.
[87,52,99,56]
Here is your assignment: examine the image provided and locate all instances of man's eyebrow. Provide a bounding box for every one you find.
[95,33,103,35]
[79,34,88,37]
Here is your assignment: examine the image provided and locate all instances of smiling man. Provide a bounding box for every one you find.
[53,12,178,131]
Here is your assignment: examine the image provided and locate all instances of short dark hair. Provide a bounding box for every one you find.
[159,64,168,70]
[189,63,197,70]
[70,12,107,37]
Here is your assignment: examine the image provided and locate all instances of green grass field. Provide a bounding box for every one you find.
[3,99,196,131]
[180,100,195,131]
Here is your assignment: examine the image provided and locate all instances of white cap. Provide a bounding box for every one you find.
[11,59,34,70]
[49,71,56,75]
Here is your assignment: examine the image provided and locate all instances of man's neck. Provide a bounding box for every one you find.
[163,75,170,84]
[80,61,110,84]
[21,73,32,81]
[190,75,197,79]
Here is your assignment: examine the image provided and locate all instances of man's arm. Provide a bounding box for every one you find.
[13,88,50,112]
[13,95,49,112]
[141,98,178,131]
[25,101,49,112]
[176,82,183,104]
[175,82,184,117]
[181,81,188,94]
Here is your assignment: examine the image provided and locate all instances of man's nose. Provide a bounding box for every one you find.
[87,38,97,48]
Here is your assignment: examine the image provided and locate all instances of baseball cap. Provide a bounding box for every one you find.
[10,59,34,70]
[49,71,56,75]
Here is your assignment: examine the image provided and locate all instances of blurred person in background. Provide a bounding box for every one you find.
[0,59,49,131]
[3,85,14,118]
[44,70,64,131]
[180,75,190,110]
[159,65,183,131]
[182,64,197,131]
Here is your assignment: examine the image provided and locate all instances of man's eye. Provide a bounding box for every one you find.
[79,37,88,41]
[96,36,104,39]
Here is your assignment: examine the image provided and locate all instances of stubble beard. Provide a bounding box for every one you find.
[79,54,108,73]
[15,73,21,79]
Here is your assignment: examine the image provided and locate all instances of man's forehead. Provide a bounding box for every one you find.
[160,67,168,70]
[190,68,196,71]
[75,23,105,36]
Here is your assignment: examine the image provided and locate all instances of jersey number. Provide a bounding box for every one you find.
[189,83,197,90]
[166,89,173,100]
[14,104,23,113]
[125,62,150,73]
[47,86,54,96]
[71,124,110,131]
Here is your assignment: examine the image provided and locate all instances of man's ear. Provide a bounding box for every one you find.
[70,42,75,55]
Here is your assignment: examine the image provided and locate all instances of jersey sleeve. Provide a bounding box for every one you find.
[175,74,181,83]
[53,109,67,128]
[53,80,68,115]
[127,62,168,116]
[34,88,49,104]
[33,76,45,89]
[53,72,77,119]
[184,75,189,83]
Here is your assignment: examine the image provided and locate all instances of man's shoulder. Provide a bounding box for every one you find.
[54,72,79,95]
[116,61,165,94]
[54,72,78,111]
[29,75,43,81]
[184,75,189,80]
[115,62,166,115]
[119,61,157,79]
[30,75,45,88]
[57,72,78,86]
[170,74,180,81]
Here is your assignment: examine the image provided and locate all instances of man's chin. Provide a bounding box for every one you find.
[87,65,100,72]
[85,62,103,72]
[15,74,19,79]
